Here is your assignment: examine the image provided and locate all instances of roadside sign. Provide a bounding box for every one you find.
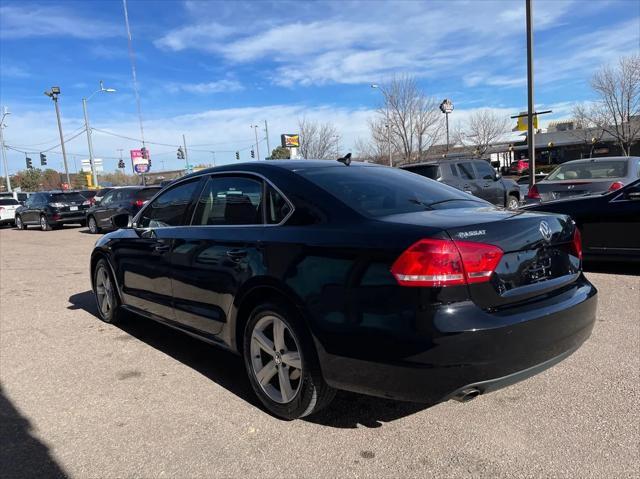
[134,163,149,174]
[80,158,103,172]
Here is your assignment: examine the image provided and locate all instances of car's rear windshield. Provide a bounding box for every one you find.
[546,160,628,180]
[299,166,486,217]
[403,165,441,180]
[0,199,19,205]
[96,188,112,196]
[135,188,160,200]
[49,193,86,202]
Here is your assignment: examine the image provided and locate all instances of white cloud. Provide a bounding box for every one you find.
[166,79,244,94]
[0,5,119,39]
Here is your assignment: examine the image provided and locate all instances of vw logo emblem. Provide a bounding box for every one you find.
[539,221,552,242]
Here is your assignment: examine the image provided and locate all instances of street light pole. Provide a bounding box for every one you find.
[82,81,116,188]
[264,120,270,158]
[526,0,536,191]
[251,125,260,160]
[0,107,11,192]
[439,99,454,155]
[44,87,71,186]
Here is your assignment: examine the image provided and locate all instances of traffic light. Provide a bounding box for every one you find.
[251,149,255,159]
[141,147,148,159]
[26,156,33,169]
[40,152,47,166]
[235,151,240,160]
[177,147,184,160]
[118,159,125,169]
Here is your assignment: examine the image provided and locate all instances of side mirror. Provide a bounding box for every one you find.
[111,213,131,229]
[494,172,502,180]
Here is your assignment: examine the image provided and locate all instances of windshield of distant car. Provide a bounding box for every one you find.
[50,193,86,202]
[300,166,486,217]
[546,160,628,181]
[0,199,19,205]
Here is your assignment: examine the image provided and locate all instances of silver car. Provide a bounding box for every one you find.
[525,156,640,203]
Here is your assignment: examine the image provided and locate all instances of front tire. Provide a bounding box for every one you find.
[507,194,520,210]
[243,303,335,420]
[93,259,123,324]
[15,215,26,230]
[88,216,100,234]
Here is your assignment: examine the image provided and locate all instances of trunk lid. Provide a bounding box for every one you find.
[383,207,581,309]
[536,179,622,202]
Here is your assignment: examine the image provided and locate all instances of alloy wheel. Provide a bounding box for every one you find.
[95,265,114,318]
[15,216,23,229]
[40,216,47,231]
[508,197,519,210]
[250,315,303,404]
[89,217,97,234]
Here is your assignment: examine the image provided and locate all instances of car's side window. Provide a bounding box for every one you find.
[636,159,640,178]
[266,185,292,224]
[449,164,459,177]
[192,176,263,226]
[101,191,115,205]
[475,161,496,180]
[458,162,475,180]
[137,179,200,228]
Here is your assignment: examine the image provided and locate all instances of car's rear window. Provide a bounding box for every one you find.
[0,199,19,205]
[299,166,485,217]
[403,165,441,180]
[135,188,160,200]
[50,193,86,202]
[546,160,628,180]
[96,188,112,196]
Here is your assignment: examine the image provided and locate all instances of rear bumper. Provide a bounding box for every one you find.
[0,217,15,225]
[315,277,597,403]
[48,212,87,224]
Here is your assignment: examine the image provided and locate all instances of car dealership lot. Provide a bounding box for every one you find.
[1,227,638,478]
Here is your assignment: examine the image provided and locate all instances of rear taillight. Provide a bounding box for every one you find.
[133,199,145,208]
[82,200,91,206]
[391,238,503,287]
[571,227,582,262]
[89,197,96,205]
[527,184,540,199]
[608,181,624,191]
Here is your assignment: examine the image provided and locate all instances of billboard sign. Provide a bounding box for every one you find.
[131,149,150,174]
[134,163,149,174]
[281,134,300,148]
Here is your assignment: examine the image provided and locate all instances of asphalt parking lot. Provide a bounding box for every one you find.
[1,226,638,478]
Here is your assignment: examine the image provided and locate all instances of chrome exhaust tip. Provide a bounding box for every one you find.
[453,388,481,403]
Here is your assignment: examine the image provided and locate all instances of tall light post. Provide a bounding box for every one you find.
[525,0,536,191]
[83,81,116,188]
[1,107,11,192]
[371,84,392,167]
[44,86,71,185]
[439,99,454,154]
[250,125,260,160]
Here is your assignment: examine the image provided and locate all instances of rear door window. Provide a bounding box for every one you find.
[136,188,160,201]
[458,162,476,180]
[266,186,292,224]
[192,176,263,226]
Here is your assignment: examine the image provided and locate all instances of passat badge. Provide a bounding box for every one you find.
[539,221,552,242]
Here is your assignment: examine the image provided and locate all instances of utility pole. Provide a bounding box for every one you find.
[251,125,260,161]
[526,0,536,191]
[211,151,216,166]
[82,98,98,188]
[0,107,11,192]
[264,120,270,158]
[182,134,189,171]
[44,87,71,185]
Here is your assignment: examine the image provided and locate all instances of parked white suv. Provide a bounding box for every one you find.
[0,198,20,226]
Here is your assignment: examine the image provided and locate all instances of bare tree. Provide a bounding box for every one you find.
[354,136,386,164]
[371,75,442,164]
[454,109,509,157]
[571,104,606,158]
[582,55,640,156]
[297,117,340,159]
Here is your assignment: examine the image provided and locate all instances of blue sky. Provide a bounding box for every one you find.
[1,0,638,174]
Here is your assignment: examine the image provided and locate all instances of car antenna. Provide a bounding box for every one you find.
[337,153,352,166]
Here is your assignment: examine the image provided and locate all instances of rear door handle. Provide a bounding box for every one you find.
[154,243,171,253]
[226,249,247,259]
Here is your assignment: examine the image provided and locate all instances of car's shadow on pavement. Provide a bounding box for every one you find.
[0,384,68,478]
[583,261,640,276]
[68,290,432,428]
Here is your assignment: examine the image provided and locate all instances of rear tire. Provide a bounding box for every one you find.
[88,216,100,234]
[15,215,26,230]
[243,303,335,420]
[40,214,51,231]
[507,194,520,210]
[92,259,123,324]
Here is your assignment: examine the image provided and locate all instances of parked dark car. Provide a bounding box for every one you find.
[526,156,640,204]
[15,191,91,230]
[90,160,596,419]
[517,173,548,198]
[86,186,160,234]
[401,159,522,209]
[523,179,640,262]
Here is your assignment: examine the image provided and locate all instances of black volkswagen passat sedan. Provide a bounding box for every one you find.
[90,160,597,419]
